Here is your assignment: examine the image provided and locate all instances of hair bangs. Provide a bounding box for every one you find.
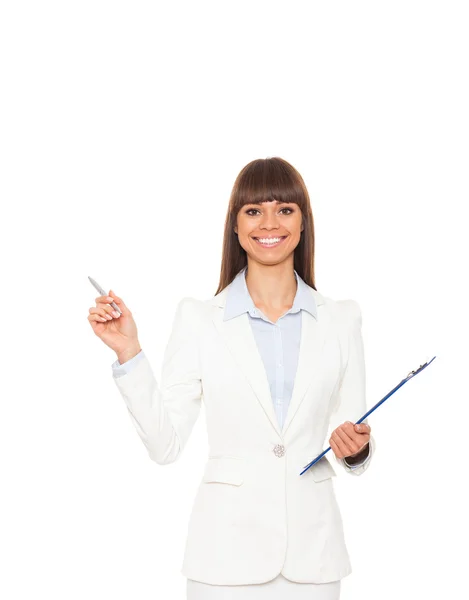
[232,158,308,213]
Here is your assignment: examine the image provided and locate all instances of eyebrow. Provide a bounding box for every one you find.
[247,200,293,205]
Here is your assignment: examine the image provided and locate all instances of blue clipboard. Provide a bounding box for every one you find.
[299,356,437,476]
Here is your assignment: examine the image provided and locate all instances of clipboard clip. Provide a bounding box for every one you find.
[405,356,436,381]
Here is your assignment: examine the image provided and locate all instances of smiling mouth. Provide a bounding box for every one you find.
[253,236,288,248]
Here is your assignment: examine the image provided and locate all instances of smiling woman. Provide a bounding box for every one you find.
[216,157,313,296]
[99,156,373,600]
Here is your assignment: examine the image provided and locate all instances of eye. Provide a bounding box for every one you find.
[245,207,294,216]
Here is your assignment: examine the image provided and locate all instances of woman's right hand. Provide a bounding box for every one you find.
[88,289,140,357]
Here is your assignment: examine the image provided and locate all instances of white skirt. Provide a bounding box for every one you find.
[187,573,341,599]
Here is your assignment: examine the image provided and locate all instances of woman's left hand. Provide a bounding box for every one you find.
[329,421,371,460]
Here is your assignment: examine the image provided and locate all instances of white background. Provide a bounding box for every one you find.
[1,1,467,598]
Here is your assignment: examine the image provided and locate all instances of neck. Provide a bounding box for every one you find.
[244,261,297,310]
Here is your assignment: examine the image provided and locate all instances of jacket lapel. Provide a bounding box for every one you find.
[282,307,328,435]
[207,283,328,439]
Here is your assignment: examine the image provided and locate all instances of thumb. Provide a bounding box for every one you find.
[354,423,370,434]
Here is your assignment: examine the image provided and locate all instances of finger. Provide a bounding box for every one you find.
[334,427,357,456]
[108,290,129,313]
[91,304,116,318]
[88,312,107,323]
[343,420,370,441]
[342,422,370,456]
[89,307,114,321]
[94,296,121,317]
[96,304,120,319]
[329,437,340,458]
[96,295,115,305]
[330,431,351,458]
[329,437,347,460]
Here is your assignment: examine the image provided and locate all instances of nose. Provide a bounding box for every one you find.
[259,212,280,229]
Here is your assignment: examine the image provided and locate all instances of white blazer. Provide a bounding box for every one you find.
[113,281,376,585]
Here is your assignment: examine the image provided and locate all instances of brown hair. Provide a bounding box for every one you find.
[214,157,317,295]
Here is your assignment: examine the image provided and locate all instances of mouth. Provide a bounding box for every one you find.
[252,236,288,249]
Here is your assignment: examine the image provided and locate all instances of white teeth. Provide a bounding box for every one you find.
[256,237,284,244]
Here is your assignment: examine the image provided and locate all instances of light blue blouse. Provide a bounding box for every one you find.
[112,266,369,468]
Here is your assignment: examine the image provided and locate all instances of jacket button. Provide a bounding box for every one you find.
[273,444,285,457]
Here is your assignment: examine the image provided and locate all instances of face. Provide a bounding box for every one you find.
[234,201,304,265]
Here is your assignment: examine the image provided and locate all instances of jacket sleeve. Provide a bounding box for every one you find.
[111,297,203,465]
[327,299,376,476]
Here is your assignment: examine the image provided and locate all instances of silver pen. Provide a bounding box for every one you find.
[88,276,122,315]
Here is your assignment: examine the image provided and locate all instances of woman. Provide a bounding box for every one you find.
[88,157,375,599]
